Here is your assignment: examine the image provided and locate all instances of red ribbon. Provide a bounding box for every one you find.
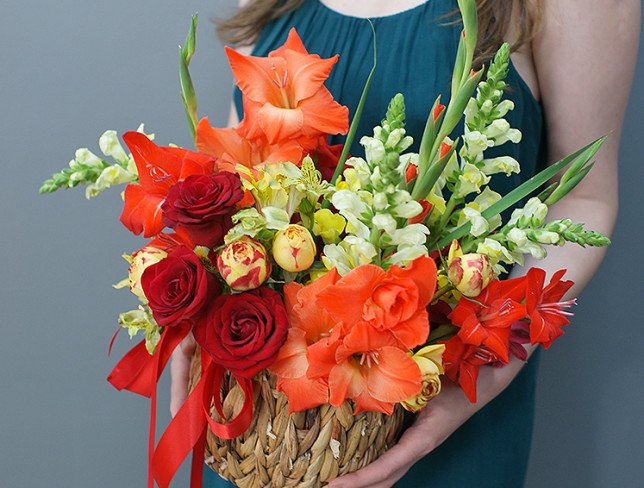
[107,322,190,397]
[107,322,191,487]
[151,351,256,487]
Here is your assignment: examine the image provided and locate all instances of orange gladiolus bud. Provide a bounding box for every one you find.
[433,103,446,121]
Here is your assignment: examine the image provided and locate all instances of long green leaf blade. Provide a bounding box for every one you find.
[432,136,605,250]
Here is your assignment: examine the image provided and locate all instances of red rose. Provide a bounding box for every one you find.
[161,172,244,248]
[141,245,221,326]
[193,287,288,378]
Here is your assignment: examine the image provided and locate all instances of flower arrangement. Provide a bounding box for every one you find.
[40,1,609,487]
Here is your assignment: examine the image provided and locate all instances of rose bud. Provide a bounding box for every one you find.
[141,245,221,326]
[216,237,271,291]
[193,287,289,378]
[127,246,167,302]
[447,253,494,297]
[272,224,316,272]
[402,344,445,413]
[447,240,494,297]
[161,172,244,249]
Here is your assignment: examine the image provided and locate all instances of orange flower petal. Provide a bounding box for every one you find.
[123,131,181,194]
[365,347,422,404]
[282,49,339,103]
[338,322,399,359]
[225,47,286,106]
[317,264,385,324]
[277,375,329,413]
[269,328,309,379]
[269,28,309,57]
[300,88,349,136]
[306,336,341,379]
[257,103,304,144]
[387,255,438,307]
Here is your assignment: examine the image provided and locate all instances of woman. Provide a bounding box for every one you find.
[171,1,640,486]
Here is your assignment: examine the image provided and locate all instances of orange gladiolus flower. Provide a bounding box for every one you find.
[271,256,438,414]
[225,28,348,149]
[120,132,215,237]
[269,269,341,412]
[317,255,438,350]
[195,117,303,172]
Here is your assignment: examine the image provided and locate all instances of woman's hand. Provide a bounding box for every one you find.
[327,351,532,488]
[169,332,196,417]
[328,381,481,488]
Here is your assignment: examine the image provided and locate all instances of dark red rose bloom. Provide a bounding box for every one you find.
[193,287,289,378]
[161,172,244,248]
[141,245,221,327]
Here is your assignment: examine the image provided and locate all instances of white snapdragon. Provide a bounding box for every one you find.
[322,236,378,275]
[479,156,520,176]
[331,190,371,240]
[477,238,522,266]
[360,135,386,165]
[99,130,129,166]
[372,213,398,234]
[484,119,522,146]
[454,163,491,198]
[388,245,429,266]
[388,224,430,247]
[508,197,548,227]
[462,131,493,163]
[85,164,136,199]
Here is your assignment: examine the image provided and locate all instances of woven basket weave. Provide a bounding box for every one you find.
[189,349,405,488]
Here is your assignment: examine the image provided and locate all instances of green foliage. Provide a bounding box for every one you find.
[39,158,110,194]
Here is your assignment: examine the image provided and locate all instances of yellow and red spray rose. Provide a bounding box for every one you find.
[216,237,271,291]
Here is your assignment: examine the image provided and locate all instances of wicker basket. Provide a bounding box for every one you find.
[189,349,405,488]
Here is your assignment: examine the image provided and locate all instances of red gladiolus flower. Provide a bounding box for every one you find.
[120,132,216,237]
[525,268,575,348]
[449,277,527,363]
[442,335,491,403]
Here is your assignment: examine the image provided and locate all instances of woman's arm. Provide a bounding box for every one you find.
[329,1,640,486]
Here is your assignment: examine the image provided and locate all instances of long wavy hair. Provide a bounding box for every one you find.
[216,0,542,66]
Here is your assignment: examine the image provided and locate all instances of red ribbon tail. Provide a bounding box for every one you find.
[108,325,122,357]
[107,322,190,397]
[202,358,255,440]
[152,358,209,488]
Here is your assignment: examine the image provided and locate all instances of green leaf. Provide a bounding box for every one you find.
[417,95,443,178]
[180,14,199,141]
[432,137,606,250]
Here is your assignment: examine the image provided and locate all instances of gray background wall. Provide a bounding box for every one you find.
[0,1,641,487]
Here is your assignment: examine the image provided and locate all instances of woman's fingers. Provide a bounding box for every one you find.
[328,420,430,488]
[169,332,196,417]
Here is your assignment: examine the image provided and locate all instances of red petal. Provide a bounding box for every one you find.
[119,184,164,237]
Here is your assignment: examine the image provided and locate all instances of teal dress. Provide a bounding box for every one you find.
[206,1,545,486]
